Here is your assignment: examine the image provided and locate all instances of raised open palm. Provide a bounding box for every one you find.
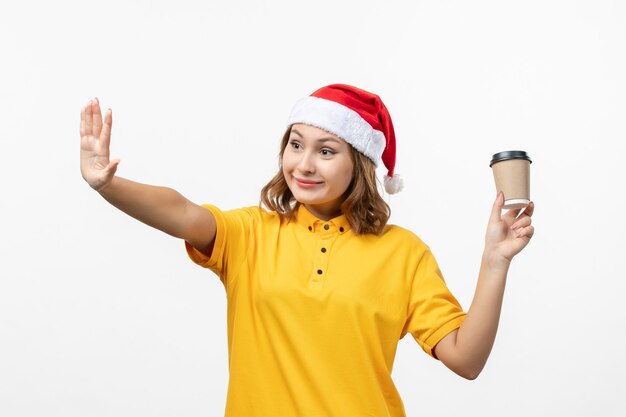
[80,99,119,191]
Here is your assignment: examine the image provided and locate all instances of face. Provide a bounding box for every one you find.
[282,123,354,220]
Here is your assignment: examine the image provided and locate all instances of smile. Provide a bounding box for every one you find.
[294,178,323,188]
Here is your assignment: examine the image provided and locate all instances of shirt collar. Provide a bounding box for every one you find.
[293,204,351,234]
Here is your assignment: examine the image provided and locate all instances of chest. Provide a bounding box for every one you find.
[236,228,414,333]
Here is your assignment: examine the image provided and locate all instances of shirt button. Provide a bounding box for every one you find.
[323,224,329,230]
[321,247,327,253]
[339,227,345,233]
[308,226,312,231]
[317,269,323,275]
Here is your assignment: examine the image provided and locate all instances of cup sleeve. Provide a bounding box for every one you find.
[402,248,467,358]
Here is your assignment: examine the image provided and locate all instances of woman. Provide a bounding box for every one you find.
[80,84,534,416]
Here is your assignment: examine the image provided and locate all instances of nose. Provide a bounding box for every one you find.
[297,150,315,173]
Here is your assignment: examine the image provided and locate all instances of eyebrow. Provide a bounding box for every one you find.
[290,129,342,144]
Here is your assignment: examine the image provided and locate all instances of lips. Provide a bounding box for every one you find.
[294,177,322,188]
[295,178,321,184]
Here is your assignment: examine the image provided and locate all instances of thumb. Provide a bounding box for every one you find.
[490,191,504,222]
[105,159,120,176]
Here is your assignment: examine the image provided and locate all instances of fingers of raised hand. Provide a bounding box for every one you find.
[80,98,106,138]
[100,108,113,148]
[80,106,85,137]
[92,98,103,137]
[82,99,94,137]
[80,99,113,153]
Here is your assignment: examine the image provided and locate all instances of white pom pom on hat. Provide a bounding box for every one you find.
[286,84,404,194]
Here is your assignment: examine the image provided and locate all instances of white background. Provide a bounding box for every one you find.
[1,1,625,416]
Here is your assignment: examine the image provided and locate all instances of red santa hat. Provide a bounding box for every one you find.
[286,84,404,194]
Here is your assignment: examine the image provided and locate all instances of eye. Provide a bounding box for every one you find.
[320,149,335,156]
[289,140,301,150]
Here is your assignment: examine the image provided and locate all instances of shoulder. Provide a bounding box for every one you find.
[350,223,431,261]
[380,223,429,250]
[220,205,283,228]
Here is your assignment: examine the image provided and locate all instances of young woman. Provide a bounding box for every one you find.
[80,84,535,417]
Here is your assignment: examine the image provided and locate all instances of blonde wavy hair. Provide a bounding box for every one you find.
[260,126,390,235]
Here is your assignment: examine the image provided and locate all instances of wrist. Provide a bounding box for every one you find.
[95,176,117,195]
[482,248,511,272]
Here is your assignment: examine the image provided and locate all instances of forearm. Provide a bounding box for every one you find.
[98,176,193,239]
[452,252,510,377]
[435,194,534,379]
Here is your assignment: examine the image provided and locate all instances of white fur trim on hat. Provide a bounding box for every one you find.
[286,96,386,166]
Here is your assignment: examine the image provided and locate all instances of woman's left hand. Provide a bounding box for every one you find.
[484,191,535,264]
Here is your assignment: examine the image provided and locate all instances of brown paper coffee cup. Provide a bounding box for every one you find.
[490,151,532,210]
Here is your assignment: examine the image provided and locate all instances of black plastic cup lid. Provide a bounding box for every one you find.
[490,150,532,167]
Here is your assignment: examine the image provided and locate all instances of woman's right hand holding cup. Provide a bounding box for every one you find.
[80,98,119,191]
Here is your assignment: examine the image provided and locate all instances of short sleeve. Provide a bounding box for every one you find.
[184,204,256,287]
[402,248,467,358]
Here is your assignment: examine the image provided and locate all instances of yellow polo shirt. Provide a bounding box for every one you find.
[186,204,466,417]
